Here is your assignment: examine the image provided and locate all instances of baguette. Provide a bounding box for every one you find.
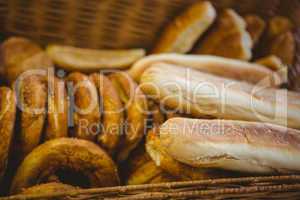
[129,54,282,86]
[140,63,300,129]
[146,129,226,180]
[158,118,300,174]
[152,1,216,53]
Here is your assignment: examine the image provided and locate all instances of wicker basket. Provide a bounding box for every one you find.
[0,0,300,199]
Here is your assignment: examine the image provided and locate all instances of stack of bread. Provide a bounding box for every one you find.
[0,1,299,197]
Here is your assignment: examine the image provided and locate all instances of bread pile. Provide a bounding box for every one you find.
[0,1,299,197]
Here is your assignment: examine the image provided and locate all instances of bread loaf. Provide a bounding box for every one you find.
[140,63,300,129]
[158,118,300,174]
[129,54,282,86]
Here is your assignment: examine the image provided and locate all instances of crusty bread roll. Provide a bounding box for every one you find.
[268,16,294,39]
[0,37,53,83]
[46,45,145,72]
[255,55,285,71]
[268,31,295,66]
[158,118,300,174]
[129,54,282,86]
[194,9,252,60]
[140,63,300,129]
[146,128,227,181]
[152,1,216,54]
[255,55,287,83]
[244,14,266,46]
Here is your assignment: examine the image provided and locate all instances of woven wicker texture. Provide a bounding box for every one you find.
[0,0,299,199]
[1,175,300,200]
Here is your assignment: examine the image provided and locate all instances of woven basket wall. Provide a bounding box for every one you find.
[0,0,299,199]
[0,0,299,89]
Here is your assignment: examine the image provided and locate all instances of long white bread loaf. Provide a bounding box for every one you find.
[129,54,282,86]
[158,118,300,174]
[140,63,300,129]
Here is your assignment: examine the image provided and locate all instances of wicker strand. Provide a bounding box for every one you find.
[2,175,300,200]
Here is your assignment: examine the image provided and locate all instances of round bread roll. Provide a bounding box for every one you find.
[0,37,53,83]
[10,138,120,194]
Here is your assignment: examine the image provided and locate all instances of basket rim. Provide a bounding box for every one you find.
[2,175,300,200]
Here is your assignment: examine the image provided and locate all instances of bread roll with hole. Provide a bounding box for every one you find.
[158,118,300,174]
[129,54,282,86]
[140,63,300,129]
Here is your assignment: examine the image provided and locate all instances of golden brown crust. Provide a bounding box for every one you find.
[0,87,16,181]
[90,73,123,155]
[10,138,120,194]
[195,9,252,60]
[109,72,148,162]
[129,54,281,86]
[20,182,76,196]
[148,100,166,128]
[66,72,100,141]
[46,45,145,72]
[268,16,294,39]
[152,1,216,53]
[140,63,299,128]
[148,172,177,184]
[45,77,68,140]
[0,37,53,83]
[146,129,223,181]
[255,55,285,71]
[14,74,47,161]
[244,14,266,46]
[269,31,295,66]
[123,144,167,185]
[159,118,300,173]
